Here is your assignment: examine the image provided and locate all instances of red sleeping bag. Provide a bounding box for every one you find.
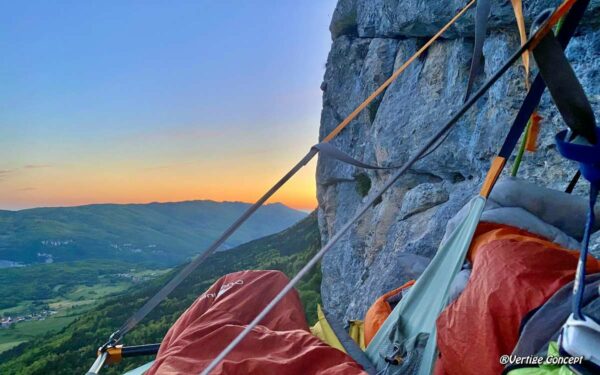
[434,223,600,375]
[147,269,366,375]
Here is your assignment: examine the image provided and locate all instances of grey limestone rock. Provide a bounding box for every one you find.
[318,0,600,323]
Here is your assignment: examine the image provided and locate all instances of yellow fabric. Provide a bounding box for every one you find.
[348,320,366,350]
[310,304,346,353]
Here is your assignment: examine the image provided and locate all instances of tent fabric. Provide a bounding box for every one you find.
[364,280,415,347]
[446,267,471,305]
[366,196,486,375]
[485,178,600,240]
[348,320,366,350]
[445,177,587,250]
[146,270,366,375]
[434,225,600,375]
[310,304,346,353]
[480,206,580,250]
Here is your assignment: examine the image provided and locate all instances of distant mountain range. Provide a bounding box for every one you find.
[0,201,307,266]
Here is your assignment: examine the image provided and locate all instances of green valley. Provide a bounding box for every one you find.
[0,213,321,375]
[0,261,169,354]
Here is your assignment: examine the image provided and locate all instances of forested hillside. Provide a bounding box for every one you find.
[0,213,321,375]
[0,200,305,266]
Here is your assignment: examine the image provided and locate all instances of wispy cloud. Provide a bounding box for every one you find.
[0,169,16,181]
[17,187,36,191]
[144,161,195,171]
[0,164,52,182]
[117,125,232,144]
[23,164,52,169]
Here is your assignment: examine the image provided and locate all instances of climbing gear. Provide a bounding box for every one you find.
[87,4,478,370]
[199,2,587,374]
[86,344,160,374]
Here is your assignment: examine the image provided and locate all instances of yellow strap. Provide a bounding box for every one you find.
[323,0,476,143]
[510,0,530,89]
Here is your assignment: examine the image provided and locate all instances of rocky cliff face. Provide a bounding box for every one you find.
[317,0,600,323]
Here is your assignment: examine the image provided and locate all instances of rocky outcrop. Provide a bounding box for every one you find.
[317,0,600,323]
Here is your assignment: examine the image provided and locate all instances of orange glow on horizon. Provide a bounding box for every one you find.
[1,155,318,212]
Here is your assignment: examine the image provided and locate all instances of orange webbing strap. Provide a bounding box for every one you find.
[510,0,530,89]
[480,156,506,198]
[323,0,476,143]
[103,345,123,365]
[511,0,544,153]
[525,112,543,151]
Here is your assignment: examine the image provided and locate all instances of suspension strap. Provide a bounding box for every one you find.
[531,22,596,144]
[312,143,403,170]
[510,0,530,89]
[464,0,491,101]
[555,127,600,319]
[566,170,582,193]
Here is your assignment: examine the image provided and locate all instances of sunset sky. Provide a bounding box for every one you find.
[0,1,337,211]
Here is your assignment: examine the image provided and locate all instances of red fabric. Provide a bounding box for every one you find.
[147,270,366,375]
[435,224,600,375]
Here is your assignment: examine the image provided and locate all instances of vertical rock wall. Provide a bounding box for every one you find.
[317,0,600,322]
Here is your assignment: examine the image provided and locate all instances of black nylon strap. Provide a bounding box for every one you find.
[464,0,491,101]
[320,307,378,375]
[532,29,597,144]
[498,0,590,159]
[566,170,582,193]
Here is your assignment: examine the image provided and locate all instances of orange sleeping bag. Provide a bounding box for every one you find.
[363,280,415,347]
[434,223,600,375]
[147,270,366,375]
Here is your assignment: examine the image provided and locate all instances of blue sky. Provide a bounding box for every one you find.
[0,1,337,210]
